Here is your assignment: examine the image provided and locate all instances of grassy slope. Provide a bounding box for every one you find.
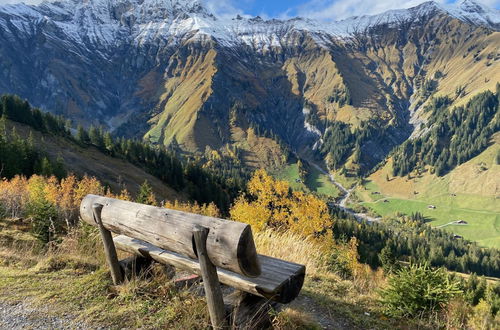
[145,49,219,151]
[356,135,500,248]
[231,126,288,171]
[0,218,407,330]
[273,162,341,198]
[8,121,183,201]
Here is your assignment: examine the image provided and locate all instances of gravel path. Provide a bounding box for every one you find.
[0,300,99,330]
[289,295,352,329]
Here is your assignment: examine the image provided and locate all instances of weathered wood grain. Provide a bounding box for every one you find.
[113,235,305,304]
[193,225,227,329]
[92,203,124,285]
[80,195,260,277]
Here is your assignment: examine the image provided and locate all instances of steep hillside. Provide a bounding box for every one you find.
[5,120,182,200]
[0,0,498,173]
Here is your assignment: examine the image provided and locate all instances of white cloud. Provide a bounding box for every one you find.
[0,0,497,20]
[0,0,42,4]
[479,0,500,6]
[202,0,245,18]
[293,0,500,20]
[294,0,442,20]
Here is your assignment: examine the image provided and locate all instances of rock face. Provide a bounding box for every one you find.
[0,0,498,166]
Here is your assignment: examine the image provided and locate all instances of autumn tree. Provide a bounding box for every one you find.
[163,200,220,218]
[27,175,58,243]
[0,176,29,218]
[230,169,332,237]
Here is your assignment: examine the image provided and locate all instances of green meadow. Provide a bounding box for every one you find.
[273,163,341,198]
[360,187,500,249]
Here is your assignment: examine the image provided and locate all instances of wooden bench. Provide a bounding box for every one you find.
[80,195,305,329]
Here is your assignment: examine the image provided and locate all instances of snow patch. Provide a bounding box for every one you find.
[0,0,497,55]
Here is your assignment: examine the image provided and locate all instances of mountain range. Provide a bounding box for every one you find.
[0,0,498,171]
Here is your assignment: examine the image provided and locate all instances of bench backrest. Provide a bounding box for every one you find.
[80,194,261,277]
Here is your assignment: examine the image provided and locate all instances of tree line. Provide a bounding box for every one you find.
[0,94,243,213]
[0,118,66,180]
[331,210,500,278]
[320,120,391,174]
[392,86,499,177]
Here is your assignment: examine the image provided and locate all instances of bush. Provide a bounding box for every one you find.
[444,297,471,329]
[468,300,500,330]
[327,237,359,279]
[379,263,461,317]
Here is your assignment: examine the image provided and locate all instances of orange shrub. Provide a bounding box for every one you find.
[0,175,29,218]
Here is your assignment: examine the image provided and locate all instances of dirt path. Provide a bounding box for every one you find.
[289,295,352,329]
[0,300,97,330]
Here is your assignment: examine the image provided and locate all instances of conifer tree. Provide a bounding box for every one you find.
[136,180,157,206]
[76,124,89,144]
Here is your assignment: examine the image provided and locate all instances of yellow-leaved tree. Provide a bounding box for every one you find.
[162,200,220,218]
[230,169,332,237]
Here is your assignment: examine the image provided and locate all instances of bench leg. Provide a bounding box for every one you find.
[225,291,277,330]
[118,255,153,280]
[93,203,124,285]
[193,225,227,329]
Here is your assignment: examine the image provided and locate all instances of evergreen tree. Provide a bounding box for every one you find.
[76,125,89,144]
[379,244,398,274]
[136,180,157,206]
[103,132,114,155]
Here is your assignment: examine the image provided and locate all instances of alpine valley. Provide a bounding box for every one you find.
[0,0,499,246]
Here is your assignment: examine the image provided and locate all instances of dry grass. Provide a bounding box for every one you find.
[254,229,330,277]
[253,229,395,329]
[272,308,321,330]
[0,222,210,329]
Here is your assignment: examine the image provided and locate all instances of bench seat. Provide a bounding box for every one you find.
[113,235,305,303]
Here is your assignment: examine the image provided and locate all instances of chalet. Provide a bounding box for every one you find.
[428,205,436,209]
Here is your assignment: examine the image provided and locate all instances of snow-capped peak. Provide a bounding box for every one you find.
[0,0,498,52]
[443,0,500,29]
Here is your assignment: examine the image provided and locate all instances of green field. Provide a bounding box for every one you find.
[358,176,500,249]
[362,197,500,248]
[357,140,500,248]
[273,163,341,198]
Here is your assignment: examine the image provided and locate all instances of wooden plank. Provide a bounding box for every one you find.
[193,225,227,329]
[113,235,305,304]
[80,195,260,277]
[92,203,124,285]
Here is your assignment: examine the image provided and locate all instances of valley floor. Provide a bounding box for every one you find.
[359,195,500,248]
[353,137,500,248]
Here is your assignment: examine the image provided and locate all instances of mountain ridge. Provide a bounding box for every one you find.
[0,0,498,175]
[0,0,498,51]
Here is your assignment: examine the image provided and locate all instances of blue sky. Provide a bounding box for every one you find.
[206,0,500,20]
[0,0,499,20]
